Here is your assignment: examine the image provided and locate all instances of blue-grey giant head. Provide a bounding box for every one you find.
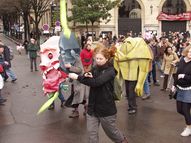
[59,32,80,73]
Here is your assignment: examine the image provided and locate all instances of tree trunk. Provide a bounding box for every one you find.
[86,21,88,33]
[91,22,94,41]
[35,21,40,46]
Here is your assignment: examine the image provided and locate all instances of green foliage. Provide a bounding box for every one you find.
[69,0,120,25]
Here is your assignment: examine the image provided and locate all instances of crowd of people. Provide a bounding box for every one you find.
[74,30,191,140]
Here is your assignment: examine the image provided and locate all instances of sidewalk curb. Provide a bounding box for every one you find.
[3,34,22,45]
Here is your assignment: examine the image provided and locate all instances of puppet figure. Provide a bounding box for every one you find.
[37,36,68,114]
[59,31,87,118]
[58,0,86,118]
[114,37,153,114]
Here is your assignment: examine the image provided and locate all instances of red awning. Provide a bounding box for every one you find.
[157,12,191,21]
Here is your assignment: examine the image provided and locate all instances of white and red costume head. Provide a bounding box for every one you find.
[40,36,67,95]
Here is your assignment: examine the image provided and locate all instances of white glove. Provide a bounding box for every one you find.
[178,74,185,79]
[171,85,176,92]
[68,73,78,80]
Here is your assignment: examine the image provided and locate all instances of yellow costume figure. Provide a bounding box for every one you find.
[114,37,153,114]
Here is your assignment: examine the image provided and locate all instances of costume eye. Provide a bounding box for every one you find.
[48,53,53,59]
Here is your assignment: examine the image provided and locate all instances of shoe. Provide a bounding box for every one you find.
[83,105,87,116]
[48,104,54,110]
[35,69,38,71]
[0,98,7,104]
[11,78,17,83]
[69,110,79,118]
[4,77,8,82]
[142,94,150,100]
[160,75,164,78]
[128,109,136,114]
[122,137,128,143]
[154,81,160,86]
[160,88,166,91]
[60,101,65,108]
[181,127,191,137]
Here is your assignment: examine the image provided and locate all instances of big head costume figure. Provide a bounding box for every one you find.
[40,36,67,94]
[114,37,153,113]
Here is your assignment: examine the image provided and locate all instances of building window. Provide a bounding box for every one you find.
[118,0,141,18]
[162,0,186,15]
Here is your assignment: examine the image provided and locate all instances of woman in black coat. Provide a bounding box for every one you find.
[69,45,128,143]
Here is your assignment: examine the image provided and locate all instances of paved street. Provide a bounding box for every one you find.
[0,34,190,143]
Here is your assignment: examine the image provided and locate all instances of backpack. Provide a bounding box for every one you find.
[113,76,123,101]
[8,46,14,60]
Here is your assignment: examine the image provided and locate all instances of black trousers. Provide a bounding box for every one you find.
[163,74,176,89]
[30,57,37,71]
[177,101,191,125]
[125,80,137,110]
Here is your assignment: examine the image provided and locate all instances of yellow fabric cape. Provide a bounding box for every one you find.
[114,37,153,96]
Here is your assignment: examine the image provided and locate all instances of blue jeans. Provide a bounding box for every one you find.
[6,68,17,80]
[155,59,163,74]
[148,61,157,83]
[144,75,150,95]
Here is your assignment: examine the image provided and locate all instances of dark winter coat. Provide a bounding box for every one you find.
[3,45,11,69]
[27,43,39,58]
[77,62,117,117]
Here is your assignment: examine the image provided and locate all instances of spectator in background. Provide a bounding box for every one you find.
[161,46,179,91]
[80,43,93,73]
[27,38,39,72]
[23,40,29,55]
[0,45,7,105]
[148,39,160,86]
[3,45,17,82]
[173,46,191,137]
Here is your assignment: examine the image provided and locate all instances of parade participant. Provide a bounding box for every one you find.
[161,46,179,91]
[80,43,93,115]
[69,45,128,143]
[173,46,191,137]
[27,38,39,72]
[114,37,153,114]
[58,0,86,118]
[38,36,67,113]
[59,31,86,118]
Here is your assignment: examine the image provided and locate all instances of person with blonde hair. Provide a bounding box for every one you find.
[69,44,128,143]
[173,45,191,136]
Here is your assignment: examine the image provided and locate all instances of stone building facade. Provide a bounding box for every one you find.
[103,0,191,37]
[40,0,191,38]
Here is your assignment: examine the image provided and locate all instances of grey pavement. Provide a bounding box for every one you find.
[0,34,190,143]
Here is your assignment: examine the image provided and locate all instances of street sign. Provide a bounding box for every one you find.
[42,24,49,31]
[42,24,49,34]
[55,21,60,27]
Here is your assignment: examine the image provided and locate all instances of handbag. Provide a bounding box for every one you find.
[113,76,123,101]
[64,84,75,107]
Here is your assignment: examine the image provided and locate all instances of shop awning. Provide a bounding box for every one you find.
[157,12,191,21]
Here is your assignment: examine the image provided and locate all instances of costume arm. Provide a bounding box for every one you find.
[135,60,150,96]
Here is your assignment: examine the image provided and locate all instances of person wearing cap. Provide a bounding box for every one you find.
[27,38,39,72]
